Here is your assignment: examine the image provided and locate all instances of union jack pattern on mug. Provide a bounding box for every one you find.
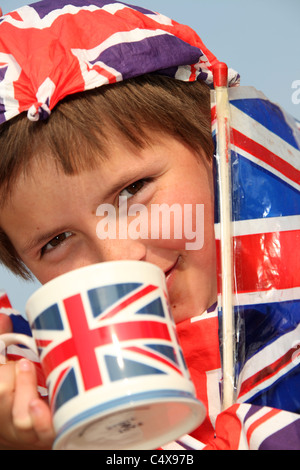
[29,282,189,413]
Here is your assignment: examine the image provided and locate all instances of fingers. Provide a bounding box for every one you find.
[0,314,13,334]
[0,315,55,448]
[13,359,54,447]
[0,359,54,449]
[29,398,55,445]
[13,359,39,431]
[0,361,15,407]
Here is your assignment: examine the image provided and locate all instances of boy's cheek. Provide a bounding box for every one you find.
[126,198,205,247]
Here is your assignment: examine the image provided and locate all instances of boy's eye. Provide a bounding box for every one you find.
[41,232,72,255]
[119,179,150,199]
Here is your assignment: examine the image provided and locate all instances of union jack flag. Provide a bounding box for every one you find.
[211,86,300,413]
[0,0,239,125]
[2,96,300,452]
[167,310,300,450]
[29,282,189,414]
[4,87,299,449]
[0,290,47,395]
[1,0,300,451]
[160,87,300,450]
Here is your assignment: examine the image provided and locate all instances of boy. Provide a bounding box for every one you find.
[0,0,299,450]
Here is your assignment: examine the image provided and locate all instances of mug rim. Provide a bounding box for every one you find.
[25,260,164,312]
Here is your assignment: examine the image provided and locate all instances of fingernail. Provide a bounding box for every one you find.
[17,358,32,372]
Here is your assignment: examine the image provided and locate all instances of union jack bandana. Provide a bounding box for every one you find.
[0,0,239,125]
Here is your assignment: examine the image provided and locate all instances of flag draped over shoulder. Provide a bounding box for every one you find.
[172,312,300,450]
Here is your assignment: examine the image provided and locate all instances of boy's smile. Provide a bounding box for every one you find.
[0,134,217,323]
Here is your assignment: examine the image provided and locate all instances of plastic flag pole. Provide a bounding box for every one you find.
[213,63,235,409]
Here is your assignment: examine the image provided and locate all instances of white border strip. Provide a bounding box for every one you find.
[214,215,300,239]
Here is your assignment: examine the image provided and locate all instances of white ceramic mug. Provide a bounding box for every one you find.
[0,261,205,450]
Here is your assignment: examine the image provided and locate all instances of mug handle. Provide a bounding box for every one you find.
[0,333,38,356]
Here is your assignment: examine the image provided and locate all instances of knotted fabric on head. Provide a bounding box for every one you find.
[0,0,239,124]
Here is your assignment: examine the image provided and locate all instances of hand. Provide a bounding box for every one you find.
[0,8,2,16]
[0,315,55,449]
[0,312,13,333]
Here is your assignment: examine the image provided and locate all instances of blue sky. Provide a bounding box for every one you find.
[1,0,299,314]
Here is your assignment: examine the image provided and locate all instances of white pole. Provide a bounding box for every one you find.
[213,63,235,409]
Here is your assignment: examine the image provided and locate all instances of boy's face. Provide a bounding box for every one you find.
[0,134,217,323]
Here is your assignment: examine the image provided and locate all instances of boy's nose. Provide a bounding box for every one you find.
[93,237,147,263]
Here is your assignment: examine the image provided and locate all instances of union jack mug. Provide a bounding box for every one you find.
[0,261,205,450]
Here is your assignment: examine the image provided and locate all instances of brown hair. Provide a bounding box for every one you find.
[0,74,213,278]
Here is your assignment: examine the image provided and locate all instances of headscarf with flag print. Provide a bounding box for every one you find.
[1,0,300,450]
[0,0,239,124]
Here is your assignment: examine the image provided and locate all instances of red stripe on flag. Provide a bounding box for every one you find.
[211,105,216,124]
[36,339,52,348]
[235,230,300,293]
[238,347,296,399]
[102,284,158,319]
[231,128,300,185]
[216,230,300,294]
[6,11,23,21]
[125,345,182,375]
[88,64,118,84]
[189,64,197,82]
[246,408,281,445]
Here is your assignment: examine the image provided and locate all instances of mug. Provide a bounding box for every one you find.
[0,261,205,450]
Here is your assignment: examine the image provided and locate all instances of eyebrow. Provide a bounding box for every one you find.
[102,168,147,200]
[22,226,70,255]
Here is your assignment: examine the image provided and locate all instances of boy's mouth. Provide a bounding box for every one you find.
[164,257,179,288]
